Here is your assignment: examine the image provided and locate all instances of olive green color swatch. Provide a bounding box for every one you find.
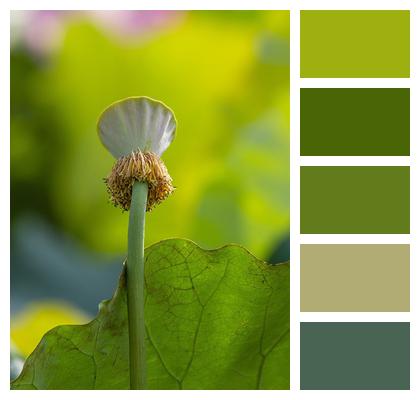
[300,10,410,77]
[300,88,410,156]
[300,166,410,234]
[300,244,410,312]
[300,322,410,390]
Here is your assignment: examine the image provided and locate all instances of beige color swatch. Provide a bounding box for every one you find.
[300,244,410,312]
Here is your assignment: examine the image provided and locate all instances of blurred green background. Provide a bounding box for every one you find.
[10,10,289,371]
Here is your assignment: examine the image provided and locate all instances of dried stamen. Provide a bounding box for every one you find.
[105,150,174,211]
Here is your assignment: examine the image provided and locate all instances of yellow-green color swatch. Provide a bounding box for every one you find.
[301,244,410,312]
[300,10,410,77]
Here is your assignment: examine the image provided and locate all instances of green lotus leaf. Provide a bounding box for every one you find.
[97,97,176,158]
[12,239,289,389]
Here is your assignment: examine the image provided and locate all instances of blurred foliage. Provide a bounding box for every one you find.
[11,301,89,357]
[11,10,289,260]
[11,216,123,316]
[11,216,122,357]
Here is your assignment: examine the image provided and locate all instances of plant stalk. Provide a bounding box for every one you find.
[127,180,148,389]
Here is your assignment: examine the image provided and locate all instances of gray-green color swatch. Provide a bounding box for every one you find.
[300,322,410,390]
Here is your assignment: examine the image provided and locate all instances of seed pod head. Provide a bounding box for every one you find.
[97,97,176,211]
[97,96,176,158]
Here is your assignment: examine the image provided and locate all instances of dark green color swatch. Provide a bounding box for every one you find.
[300,88,410,156]
[300,167,410,233]
[300,322,410,390]
[300,10,410,77]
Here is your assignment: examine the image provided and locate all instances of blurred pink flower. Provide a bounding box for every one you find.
[11,10,184,57]
[90,11,183,37]
[11,11,70,56]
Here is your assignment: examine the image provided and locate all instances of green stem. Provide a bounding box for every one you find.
[127,181,148,389]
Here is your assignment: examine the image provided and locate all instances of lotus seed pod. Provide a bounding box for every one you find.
[97,97,176,211]
[98,96,176,158]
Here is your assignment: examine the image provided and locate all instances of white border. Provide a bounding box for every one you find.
[300,78,411,88]
[2,0,419,398]
[300,234,411,244]
[300,156,411,166]
[409,3,418,395]
[1,1,10,397]
[300,313,411,322]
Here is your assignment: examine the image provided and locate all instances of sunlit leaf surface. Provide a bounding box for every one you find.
[12,239,289,389]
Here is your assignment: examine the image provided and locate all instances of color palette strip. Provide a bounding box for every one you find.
[299,9,411,391]
[300,244,410,312]
[300,88,410,156]
[300,322,410,390]
[300,166,410,234]
[300,10,410,78]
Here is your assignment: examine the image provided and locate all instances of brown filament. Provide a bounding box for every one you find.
[105,150,174,211]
